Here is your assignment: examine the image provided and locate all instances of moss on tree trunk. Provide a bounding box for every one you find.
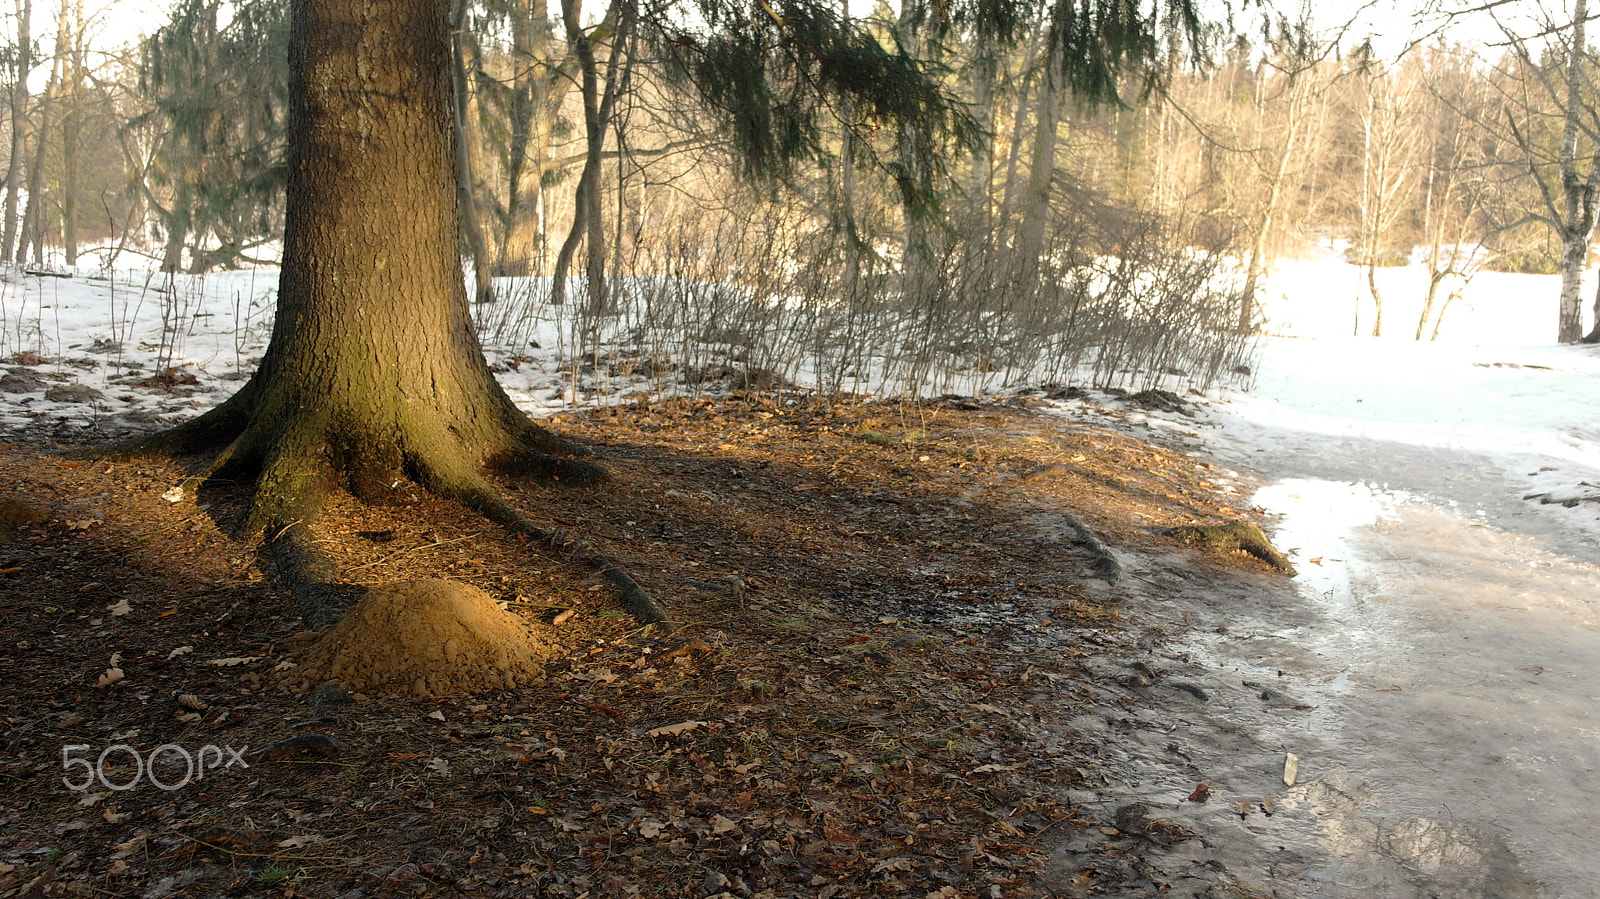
[108,0,669,639]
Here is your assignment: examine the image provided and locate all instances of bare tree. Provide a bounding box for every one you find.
[1415,44,1496,340]
[1349,52,1422,336]
[1496,0,1600,342]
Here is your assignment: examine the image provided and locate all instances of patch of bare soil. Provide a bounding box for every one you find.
[0,395,1285,898]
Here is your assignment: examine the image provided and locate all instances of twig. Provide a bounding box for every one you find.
[346,533,477,571]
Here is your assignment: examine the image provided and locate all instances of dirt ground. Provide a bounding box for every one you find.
[0,392,1291,898]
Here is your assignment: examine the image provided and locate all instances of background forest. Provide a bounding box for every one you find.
[1,0,1598,397]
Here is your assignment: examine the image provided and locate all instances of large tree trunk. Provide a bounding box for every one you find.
[138,0,597,536]
[109,0,668,639]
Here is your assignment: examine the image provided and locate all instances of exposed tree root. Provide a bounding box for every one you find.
[421,459,673,631]
[266,520,366,629]
[89,400,673,635]
[1056,511,1122,583]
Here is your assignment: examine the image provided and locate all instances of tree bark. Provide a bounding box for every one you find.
[132,0,596,537]
[1558,0,1593,344]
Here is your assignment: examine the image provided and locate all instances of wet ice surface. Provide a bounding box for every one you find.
[1244,481,1600,896]
[1092,338,1600,897]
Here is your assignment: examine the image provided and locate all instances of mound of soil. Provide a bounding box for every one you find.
[286,578,560,697]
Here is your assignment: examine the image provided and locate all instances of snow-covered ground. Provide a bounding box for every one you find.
[2,256,1596,551]
[1215,336,1600,554]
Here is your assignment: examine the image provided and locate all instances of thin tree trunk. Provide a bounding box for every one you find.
[1586,282,1600,342]
[551,0,632,314]
[18,0,68,265]
[1241,71,1306,334]
[1014,50,1062,286]
[995,27,1043,247]
[966,30,997,227]
[2,0,32,261]
[61,4,81,267]
[497,0,566,277]
[451,0,494,304]
[840,93,859,293]
[1366,263,1383,337]
[1558,0,1592,343]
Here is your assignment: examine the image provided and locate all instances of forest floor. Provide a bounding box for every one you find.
[0,391,1297,899]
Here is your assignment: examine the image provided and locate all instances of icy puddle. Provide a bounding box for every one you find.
[1225,478,1600,897]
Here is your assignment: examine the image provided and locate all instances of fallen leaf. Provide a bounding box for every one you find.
[1261,794,1277,816]
[208,657,259,667]
[710,813,739,834]
[426,757,452,776]
[106,598,132,617]
[1187,781,1210,802]
[277,835,321,849]
[161,486,185,503]
[166,645,194,660]
[96,668,124,687]
[1234,799,1252,818]
[427,710,446,721]
[638,819,664,838]
[1519,665,1544,674]
[647,720,707,738]
[970,763,1019,774]
[871,857,913,874]
[1283,752,1300,787]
